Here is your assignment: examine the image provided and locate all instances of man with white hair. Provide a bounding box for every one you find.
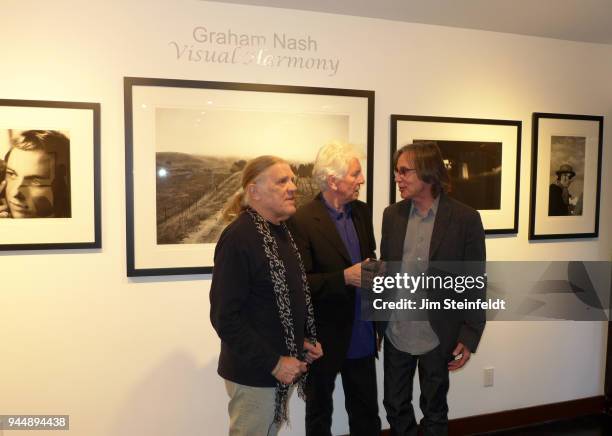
[289,142,380,436]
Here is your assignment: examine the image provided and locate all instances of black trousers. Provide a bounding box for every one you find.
[383,338,450,436]
[305,355,381,436]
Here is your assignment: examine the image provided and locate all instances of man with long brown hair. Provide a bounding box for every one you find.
[379,142,486,436]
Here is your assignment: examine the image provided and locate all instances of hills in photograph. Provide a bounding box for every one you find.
[156,152,317,244]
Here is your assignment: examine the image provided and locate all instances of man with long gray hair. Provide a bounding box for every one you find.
[211,155,323,436]
[289,142,380,436]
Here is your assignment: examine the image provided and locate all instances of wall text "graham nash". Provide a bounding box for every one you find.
[192,27,318,51]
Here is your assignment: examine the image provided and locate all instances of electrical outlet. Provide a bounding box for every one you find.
[484,367,494,387]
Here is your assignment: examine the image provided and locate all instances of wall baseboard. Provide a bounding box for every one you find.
[446,395,605,435]
[341,395,605,435]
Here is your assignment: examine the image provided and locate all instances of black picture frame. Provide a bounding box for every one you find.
[390,115,522,234]
[0,99,101,250]
[529,112,603,240]
[124,77,374,276]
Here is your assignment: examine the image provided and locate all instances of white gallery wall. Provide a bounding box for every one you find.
[1,1,611,435]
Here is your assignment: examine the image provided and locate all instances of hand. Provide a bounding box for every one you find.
[271,356,307,385]
[303,340,323,364]
[344,258,371,287]
[448,342,471,371]
[0,180,9,218]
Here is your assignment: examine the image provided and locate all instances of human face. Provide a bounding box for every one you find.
[251,162,297,224]
[331,158,364,206]
[5,148,55,218]
[394,152,431,201]
[558,173,573,188]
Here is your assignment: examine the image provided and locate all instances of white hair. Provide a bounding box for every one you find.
[312,141,362,192]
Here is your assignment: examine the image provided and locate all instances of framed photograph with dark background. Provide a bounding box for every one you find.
[0,99,100,250]
[529,113,603,240]
[390,115,521,234]
[125,77,374,276]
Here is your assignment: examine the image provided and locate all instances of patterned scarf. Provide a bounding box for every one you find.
[246,208,317,425]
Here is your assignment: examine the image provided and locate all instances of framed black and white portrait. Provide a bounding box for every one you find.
[529,113,603,240]
[125,77,374,276]
[390,115,521,234]
[0,99,100,250]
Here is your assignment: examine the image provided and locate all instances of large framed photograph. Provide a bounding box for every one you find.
[125,77,374,276]
[0,99,100,250]
[390,115,521,234]
[529,113,603,240]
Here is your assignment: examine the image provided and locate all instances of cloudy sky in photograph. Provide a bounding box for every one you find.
[156,107,349,162]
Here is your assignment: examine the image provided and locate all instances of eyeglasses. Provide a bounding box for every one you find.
[394,167,417,177]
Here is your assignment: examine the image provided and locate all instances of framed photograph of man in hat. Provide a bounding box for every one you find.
[529,113,603,240]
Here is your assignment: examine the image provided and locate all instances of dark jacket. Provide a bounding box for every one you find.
[378,194,486,356]
[288,193,377,372]
[548,183,570,216]
[210,212,306,387]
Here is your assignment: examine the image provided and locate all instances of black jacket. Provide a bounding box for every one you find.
[378,194,486,356]
[210,212,306,387]
[288,194,377,372]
